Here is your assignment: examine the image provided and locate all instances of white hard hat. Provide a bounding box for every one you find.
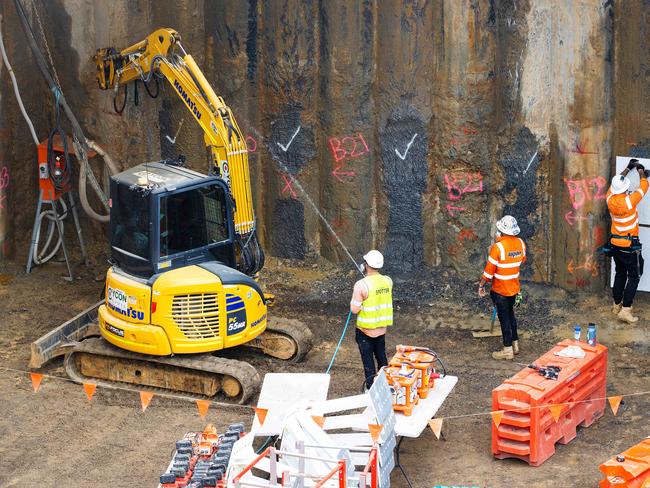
[496,215,520,236]
[610,175,631,195]
[363,250,384,269]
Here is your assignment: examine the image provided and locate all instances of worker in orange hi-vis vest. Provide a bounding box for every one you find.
[478,215,526,360]
[607,158,649,323]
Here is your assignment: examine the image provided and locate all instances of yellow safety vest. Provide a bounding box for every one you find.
[357,274,393,329]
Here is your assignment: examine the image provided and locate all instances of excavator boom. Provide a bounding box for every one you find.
[94,28,262,275]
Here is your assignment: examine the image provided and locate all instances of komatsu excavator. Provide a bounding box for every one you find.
[30,28,312,404]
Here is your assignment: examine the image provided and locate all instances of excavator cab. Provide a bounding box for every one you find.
[99,160,268,357]
[110,160,237,277]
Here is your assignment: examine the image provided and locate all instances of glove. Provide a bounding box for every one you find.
[628,159,640,170]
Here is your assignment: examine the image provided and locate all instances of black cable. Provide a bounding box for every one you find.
[143,77,159,98]
[13,0,90,153]
[134,79,140,106]
[46,88,71,191]
[113,84,127,114]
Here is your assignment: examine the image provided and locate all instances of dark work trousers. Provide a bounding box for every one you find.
[355,328,388,389]
[612,247,644,307]
[490,290,518,347]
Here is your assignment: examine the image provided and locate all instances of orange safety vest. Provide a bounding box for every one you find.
[607,178,648,248]
[482,235,526,296]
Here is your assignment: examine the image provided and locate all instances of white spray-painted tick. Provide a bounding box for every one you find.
[523,150,538,175]
[165,119,185,144]
[276,125,301,152]
[395,133,418,160]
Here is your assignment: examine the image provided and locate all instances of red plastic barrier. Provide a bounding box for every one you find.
[599,437,650,487]
[492,339,608,466]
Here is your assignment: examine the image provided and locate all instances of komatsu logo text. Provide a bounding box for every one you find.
[174,79,202,120]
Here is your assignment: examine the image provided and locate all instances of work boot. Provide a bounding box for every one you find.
[512,340,520,355]
[617,306,639,323]
[492,346,514,360]
[612,301,623,315]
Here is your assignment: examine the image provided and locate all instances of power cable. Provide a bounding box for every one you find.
[0,13,39,146]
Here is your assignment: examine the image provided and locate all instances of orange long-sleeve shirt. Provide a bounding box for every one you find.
[482,235,526,296]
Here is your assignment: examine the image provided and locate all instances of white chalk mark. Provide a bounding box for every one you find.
[395,133,418,160]
[165,119,185,144]
[523,150,538,175]
[276,125,301,152]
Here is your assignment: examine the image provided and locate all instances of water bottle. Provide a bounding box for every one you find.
[574,325,581,341]
[587,323,597,346]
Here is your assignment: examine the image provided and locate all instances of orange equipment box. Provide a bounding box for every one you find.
[390,350,435,398]
[492,339,607,466]
[384,365,421,416]
[599,437,650,487]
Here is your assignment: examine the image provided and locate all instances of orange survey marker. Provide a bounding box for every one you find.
[492,339,607,466]
[599,437,650,487]
[384,364,421,416]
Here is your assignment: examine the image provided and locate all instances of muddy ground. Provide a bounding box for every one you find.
[0,256,648,488]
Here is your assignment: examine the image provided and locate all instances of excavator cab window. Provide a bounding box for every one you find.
[159,185,229,257]
[110,180,152,276]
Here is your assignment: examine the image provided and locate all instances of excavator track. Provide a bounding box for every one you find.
[246,317,313,362]
[64,337,260,404]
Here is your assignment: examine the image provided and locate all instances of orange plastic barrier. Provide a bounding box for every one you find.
[599,437,650,487]
[492,339,608,466]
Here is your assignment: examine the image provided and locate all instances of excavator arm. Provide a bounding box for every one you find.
[93,28,262,275]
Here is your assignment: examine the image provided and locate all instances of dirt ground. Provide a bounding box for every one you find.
[0,256,648,488]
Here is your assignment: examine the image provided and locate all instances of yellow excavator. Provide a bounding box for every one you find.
[30,28,312,404]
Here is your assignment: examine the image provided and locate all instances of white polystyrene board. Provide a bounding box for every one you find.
[328,432,374,446]
[610,226,650,292]
[615,157,650,225]
[252,373,330,436]
[367,373,397,443]
[279,412,355,481]
[392,375,458,438]
[322,413,375,430]
[309,394,369,415]
[225,432,258,487]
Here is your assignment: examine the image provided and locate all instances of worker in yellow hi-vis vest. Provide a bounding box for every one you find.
[350,250,393,389]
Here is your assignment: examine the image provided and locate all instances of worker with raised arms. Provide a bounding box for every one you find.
[478,216,526,360]
[607,158,649,323]
[350,250,393,389]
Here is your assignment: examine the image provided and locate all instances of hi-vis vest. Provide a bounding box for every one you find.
[482,236,526,297]
[357,274,393,329]
[607,178,649,248]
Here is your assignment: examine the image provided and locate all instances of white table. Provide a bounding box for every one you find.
[394,375,458,437]
[381,375,458,488]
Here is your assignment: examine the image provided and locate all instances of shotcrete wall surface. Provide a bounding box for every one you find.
[0,0,644,291]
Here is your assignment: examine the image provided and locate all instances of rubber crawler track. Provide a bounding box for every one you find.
[264,317,314,362]
[64,337,260,404]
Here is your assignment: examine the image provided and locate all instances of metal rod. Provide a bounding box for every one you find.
[68,192,88,266]
[50,198,74,281]
[269,447,277,486]
[273,450,339,463]
[297,440,305,488]
[301,444,372,452]
[26,189,43,273]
